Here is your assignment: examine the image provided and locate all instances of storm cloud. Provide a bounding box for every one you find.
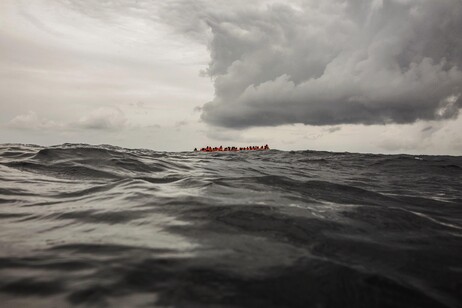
[2,0,462,154]
[165,0,462,128]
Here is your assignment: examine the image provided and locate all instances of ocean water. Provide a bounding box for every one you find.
[0,143,461,308]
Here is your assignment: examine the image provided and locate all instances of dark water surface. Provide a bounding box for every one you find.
[0,143,461,307]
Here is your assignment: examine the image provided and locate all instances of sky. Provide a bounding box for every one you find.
[1,0,462,154]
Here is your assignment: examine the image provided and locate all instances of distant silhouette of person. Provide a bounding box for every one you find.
[195,144,269,152]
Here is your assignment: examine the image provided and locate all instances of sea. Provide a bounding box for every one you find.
[0,143,461,307]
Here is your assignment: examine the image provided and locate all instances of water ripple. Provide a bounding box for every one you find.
[0,143,461,307]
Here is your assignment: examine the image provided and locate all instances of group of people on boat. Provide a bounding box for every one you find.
[194,145,270,152]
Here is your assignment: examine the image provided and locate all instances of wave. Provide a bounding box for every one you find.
[0,143,461,307]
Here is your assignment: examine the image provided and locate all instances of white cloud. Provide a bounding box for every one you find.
[77,107,128,130]
[6,111,64,130]
[6,107,129,131]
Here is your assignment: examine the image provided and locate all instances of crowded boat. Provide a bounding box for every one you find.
[194,145,270,152]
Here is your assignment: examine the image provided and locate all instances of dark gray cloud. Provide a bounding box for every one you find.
[326,127,341,134]
[161,0,462,128]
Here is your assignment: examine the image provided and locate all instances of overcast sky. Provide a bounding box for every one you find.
[1,0,462,154]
